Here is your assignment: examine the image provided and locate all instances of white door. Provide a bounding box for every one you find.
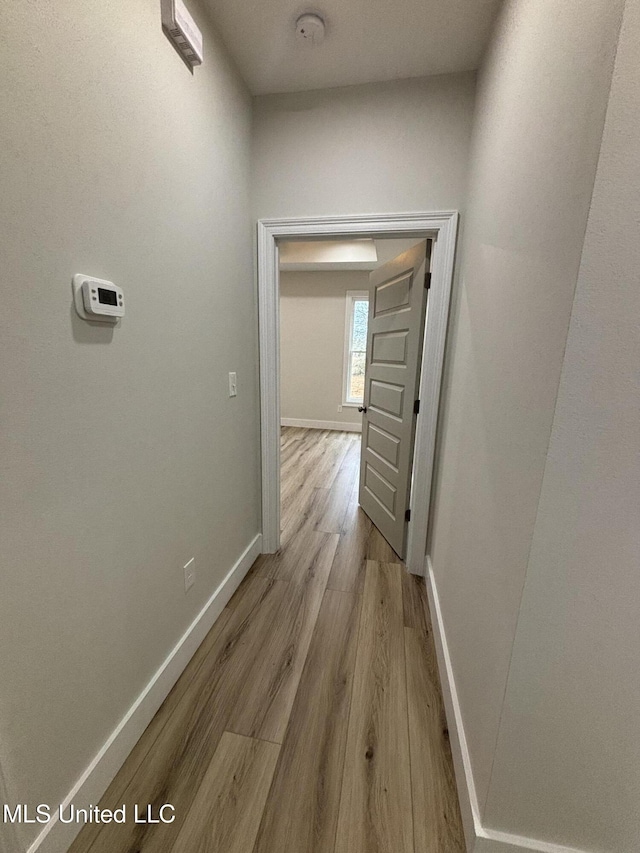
[358,240,431,559]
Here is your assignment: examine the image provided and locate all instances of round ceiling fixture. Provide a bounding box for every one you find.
[295,13,326,45]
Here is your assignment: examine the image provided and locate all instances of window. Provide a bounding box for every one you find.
[343,291,369,406]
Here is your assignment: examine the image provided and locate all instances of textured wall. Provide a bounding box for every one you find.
[485,0,640,848]
[428,0,625,822]
[252,72,476,220]
[280,271,369,427]
[0,1,258,846]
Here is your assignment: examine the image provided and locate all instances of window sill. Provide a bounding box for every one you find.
[343,402,363,409]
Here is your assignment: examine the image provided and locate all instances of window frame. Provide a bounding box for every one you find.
[342,290,370,407]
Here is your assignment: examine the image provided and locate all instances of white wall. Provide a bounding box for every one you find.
[484,0,640,849]
[252,72,476,219]
[280,271,367,427]
[427,0,626,842]
[0,1,258,848]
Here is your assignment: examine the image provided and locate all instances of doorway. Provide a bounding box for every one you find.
[258,212,458,575]
[278,238,423,561]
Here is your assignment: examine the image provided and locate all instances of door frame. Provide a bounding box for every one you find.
[257,211,458,575]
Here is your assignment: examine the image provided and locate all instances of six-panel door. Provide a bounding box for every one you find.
[358,240,431,558]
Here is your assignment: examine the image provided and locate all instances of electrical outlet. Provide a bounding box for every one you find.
[337,405,342,413]
[228,372,237,397]
[183,558,195,593]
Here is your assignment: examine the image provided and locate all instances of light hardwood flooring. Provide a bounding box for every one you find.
[69,427,464,853]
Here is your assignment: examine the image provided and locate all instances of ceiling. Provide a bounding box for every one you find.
[279,239,377,270]
[205,0,502,95]
[279,238,422,271]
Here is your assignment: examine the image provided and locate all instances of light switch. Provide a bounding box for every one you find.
[183,558,195,593]
[228,372,237,397]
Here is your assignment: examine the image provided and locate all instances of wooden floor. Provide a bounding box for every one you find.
[70,428,464,853]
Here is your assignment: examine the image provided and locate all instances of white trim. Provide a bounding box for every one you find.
[26,534,262,853]
[405,219,458,573]
[474,832,590,853]
[342,290,370,407]
[425,555,591,853]
[258,221,281,554]
[424,555,481,848]
[258,212,458,564]
[281,417,362,433]
[0,762,19,853]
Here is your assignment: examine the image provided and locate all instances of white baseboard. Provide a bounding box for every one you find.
[0,765,19,853]
[424,555,480,849]
[424,556,589,853]
[281,417,362,433]
[26,534,262,853]
[474,830,589,853]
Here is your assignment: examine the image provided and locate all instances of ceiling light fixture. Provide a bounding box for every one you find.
[295,13,326,45]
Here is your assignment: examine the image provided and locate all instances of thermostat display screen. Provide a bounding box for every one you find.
[98,288,118,306]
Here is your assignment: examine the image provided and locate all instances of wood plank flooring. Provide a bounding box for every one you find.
[335,560,413,853]
[171,733,280,853]
[69,427,463,853]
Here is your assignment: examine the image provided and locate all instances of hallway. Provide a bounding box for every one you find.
[69,427,464,853]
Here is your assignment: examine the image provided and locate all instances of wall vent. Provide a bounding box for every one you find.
[161,0,203,67]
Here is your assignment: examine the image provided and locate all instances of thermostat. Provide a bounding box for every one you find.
[73,275,125,323]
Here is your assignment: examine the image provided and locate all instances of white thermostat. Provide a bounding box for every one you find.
[73,275,125,323]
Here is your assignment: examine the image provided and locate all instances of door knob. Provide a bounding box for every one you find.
[358,406,367,413]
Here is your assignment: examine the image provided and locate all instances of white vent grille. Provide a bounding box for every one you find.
[161,0,203,66]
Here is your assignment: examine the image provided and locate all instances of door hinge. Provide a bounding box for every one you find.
[413,399,420,415]
[424,272,432,290]
[405,509,411,522]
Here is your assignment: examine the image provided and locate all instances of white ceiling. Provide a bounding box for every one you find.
[279,239,378,269]
[205,0,502,95]
[279,238,421,271]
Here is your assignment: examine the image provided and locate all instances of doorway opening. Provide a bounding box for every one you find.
[258,212,458,575]
[278,237,430,561]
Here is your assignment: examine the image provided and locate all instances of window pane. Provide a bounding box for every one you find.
[351,300,369,352]
[350,351,366,400]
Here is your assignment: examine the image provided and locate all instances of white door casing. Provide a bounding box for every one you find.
[257,211,458,575]
[358,240,430,558]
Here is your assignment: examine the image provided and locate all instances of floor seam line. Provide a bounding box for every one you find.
[223,729,283,748]
[331,568,367,853]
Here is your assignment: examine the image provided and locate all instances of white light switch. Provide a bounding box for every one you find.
[228,372,237,397]
[183,558,195,593]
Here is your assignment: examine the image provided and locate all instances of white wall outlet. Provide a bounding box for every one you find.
[337,405,343,413]
[228,372,237,397]
[183,558,195,592]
